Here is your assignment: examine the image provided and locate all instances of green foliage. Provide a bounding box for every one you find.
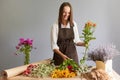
[79,21,96,73]
[58,59,79,71]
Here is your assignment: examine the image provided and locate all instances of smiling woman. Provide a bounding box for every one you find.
[51,2,85,66]
[62,6,70,24]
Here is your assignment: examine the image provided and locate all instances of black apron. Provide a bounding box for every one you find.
[53,23,78,65]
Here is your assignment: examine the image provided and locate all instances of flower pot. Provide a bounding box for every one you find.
[96,61,105,70]
[96,60,112,74]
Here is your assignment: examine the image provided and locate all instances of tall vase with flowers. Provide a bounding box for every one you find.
[79,21,96,75]
[80,21,96,64]
[15,38,34,65]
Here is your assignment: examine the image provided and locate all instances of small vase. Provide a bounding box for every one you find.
[105,59,112,74]
[96,60,112,74]
[96,61,105,70]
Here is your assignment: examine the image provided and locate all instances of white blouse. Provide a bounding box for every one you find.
[51,21,81,50]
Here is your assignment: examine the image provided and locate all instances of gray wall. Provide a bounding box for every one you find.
[0,0,120,74]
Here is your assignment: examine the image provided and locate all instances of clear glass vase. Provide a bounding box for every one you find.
[24,52,30,65]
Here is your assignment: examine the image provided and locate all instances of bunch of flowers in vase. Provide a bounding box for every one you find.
[87,43,120,74]
[15,38,34,65]
[78,21,96,75]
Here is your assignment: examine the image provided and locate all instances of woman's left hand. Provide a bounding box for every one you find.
[77,42,85,46]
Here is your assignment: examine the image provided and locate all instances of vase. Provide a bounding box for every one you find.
[24,52,30,65]
[96,60,112,75]
[96,61,105,70]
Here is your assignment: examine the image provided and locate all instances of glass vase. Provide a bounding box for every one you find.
[24,51,30,65]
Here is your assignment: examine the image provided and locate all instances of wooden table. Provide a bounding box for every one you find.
[3,70,120,80]
[0,59,120,80]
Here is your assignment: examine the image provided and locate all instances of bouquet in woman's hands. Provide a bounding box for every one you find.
[88,44,120,62]
[80,21,96,64]
[79,21,96,74]
[81,21,96,50]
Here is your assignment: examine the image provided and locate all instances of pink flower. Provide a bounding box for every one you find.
[27,64,34,70]
[26,38,33,46]
[16,46,19,49]
[23,69,31,75]
[19,38,24,44]
[15,38,35,65]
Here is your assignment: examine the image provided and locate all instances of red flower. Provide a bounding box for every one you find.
[23,69,31,75]
[67,65,74,72]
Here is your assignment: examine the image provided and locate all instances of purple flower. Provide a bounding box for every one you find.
[26,38,33,46]
[16,46,19,49]
[15,38,34,55]
[87,44,120,62]
[19,38,24,44]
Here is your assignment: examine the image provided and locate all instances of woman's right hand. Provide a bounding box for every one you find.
[62,54,69,60]
[53,49,70,60]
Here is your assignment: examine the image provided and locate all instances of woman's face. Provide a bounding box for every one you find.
[62,6,70,21]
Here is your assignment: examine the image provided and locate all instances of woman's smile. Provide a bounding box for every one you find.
[62,6,70,21]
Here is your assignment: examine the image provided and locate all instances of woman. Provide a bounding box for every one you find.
[51,2,85,65]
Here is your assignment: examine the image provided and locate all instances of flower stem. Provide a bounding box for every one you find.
[24,51,30,65]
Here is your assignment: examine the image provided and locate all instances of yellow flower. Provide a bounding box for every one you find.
[69,72,76,78]
[51,74,57,78]
[51,68,77,78]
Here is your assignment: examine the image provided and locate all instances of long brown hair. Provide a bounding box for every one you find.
[58,2,74,27]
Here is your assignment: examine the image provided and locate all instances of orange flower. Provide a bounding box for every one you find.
[87,21,93,27]
[85,21,96,27]
[93,23,96,27]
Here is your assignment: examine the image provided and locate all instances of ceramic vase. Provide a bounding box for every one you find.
[96,60,112,74]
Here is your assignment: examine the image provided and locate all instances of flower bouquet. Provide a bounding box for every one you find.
[15,38,34,65]
[51,59,79,78]
[22,61,55,78]
[80,21,96,64]
[79,21,96,75]
[22,59,78,78]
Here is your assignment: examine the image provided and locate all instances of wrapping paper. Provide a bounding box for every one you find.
[0,59,51,79]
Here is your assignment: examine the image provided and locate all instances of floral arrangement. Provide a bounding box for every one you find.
[51,59,78,78]
[23,63,55,78]
[78,21,96,74]
[15,38,34,65]
[22,59,77,78]
[51,67,76,78]
[80,21,96,64]
[87,44,120,62]
[58,59,79,71]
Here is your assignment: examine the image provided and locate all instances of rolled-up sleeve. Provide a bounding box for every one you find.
[51,22,59,50]
[73,21,82,44]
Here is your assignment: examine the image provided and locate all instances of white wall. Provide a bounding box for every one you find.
[0,0,120,74]
[107,0,120,74]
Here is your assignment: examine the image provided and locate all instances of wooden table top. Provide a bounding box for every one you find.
[3,70,119,80]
